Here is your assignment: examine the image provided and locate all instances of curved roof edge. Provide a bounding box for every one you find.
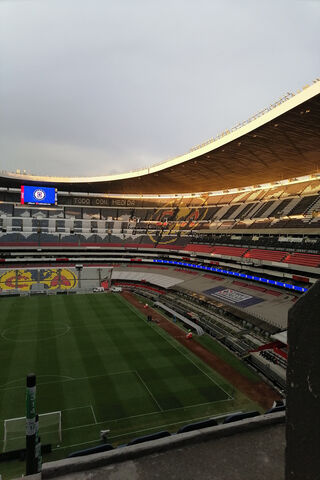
[2,80,320,186]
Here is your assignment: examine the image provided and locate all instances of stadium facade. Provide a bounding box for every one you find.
[0,80,319,306]
[0,80,319,478]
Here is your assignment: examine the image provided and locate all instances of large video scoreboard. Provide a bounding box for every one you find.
[21,185,57,205]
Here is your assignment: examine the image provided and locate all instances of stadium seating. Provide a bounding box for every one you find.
[283,252,320,268]
[183,244,214,253]
[67,444,113,458]
[1,187,320,237]
[1,229,320,271]
[127,431,171,446]
[223,411,260,424]
[290,195,319,215]
[211,245,248,257]
[244,249,287,262]
[177,418,218,433]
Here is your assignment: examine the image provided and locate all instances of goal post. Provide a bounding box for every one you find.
[3,411,61,452]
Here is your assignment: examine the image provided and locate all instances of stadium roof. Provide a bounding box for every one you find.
[1,81,319,195]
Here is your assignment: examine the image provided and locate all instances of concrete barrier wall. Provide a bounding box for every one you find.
[41,412,285,479]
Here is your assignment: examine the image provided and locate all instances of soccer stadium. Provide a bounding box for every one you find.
[0,79,319,479]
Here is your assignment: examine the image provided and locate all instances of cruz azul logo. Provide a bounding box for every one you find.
[33,188,46,201]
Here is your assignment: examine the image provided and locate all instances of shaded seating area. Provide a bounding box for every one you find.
[211,245,248,257]
[283,252,320,268]
[244,249,287,262]
[183,244,214,253]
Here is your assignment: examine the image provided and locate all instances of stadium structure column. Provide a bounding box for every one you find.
[76,264,83,289]
[58,268,61,290]
[26,373,37,475]
[286,281,320,480]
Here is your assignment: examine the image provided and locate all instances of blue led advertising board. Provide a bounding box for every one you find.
[21,185,57,205]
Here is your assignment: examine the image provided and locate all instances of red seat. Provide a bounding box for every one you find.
[283,253,320,268]
[244,249,287,262]
[183,244,214,253]
[211,246,248,257]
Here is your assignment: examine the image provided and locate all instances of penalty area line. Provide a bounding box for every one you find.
[58,398,233,434]
[52,408,240,452]
[90,405,98,424]
[134,370,163,412]
[0,370,136,392]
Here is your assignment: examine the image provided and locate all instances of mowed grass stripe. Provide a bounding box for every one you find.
[0,293,249,459]
[61,295,157,423]
[63,295,107,377]
[61,295,114,420]
[87,294,164,420]
[89,294,209,413]
[105,323,169,411]
[93,295,209,411]
[35,296,66,416]
[86,294,139,372]
[113,295,229,408]
[0,299,41,422]
[116,294,232,399]
[0,300,24,388]
[0,301,25,449]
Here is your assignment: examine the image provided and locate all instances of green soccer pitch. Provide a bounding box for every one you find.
[0,293,259,464]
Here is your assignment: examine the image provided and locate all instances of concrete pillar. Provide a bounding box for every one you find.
[286,281,320,480]
[76,267,82,289]
[58,269,61,290]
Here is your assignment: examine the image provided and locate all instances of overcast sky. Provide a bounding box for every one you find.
[0,0,319,177]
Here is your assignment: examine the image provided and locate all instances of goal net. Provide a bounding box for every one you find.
[3,411,61,452]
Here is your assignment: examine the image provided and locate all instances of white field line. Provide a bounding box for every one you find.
[1,323,71,343]
[3,397,235,448]
[0,375,75,389]
[117,295,233,400]
[58,397,233,434]
[4,406,93,442]
[108,412,227,440]
[90,405,98,424]
[2,406,92,436]
[2,395,234,445]
[2,383,229,429]
[61,409,160,433]
[3,410,62,423]
[134,370,163,412]
[0,370,135,392]
[1,297,235,448]
[53,438,105,451]
[61,405,92,413]
[52,408,239,452]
